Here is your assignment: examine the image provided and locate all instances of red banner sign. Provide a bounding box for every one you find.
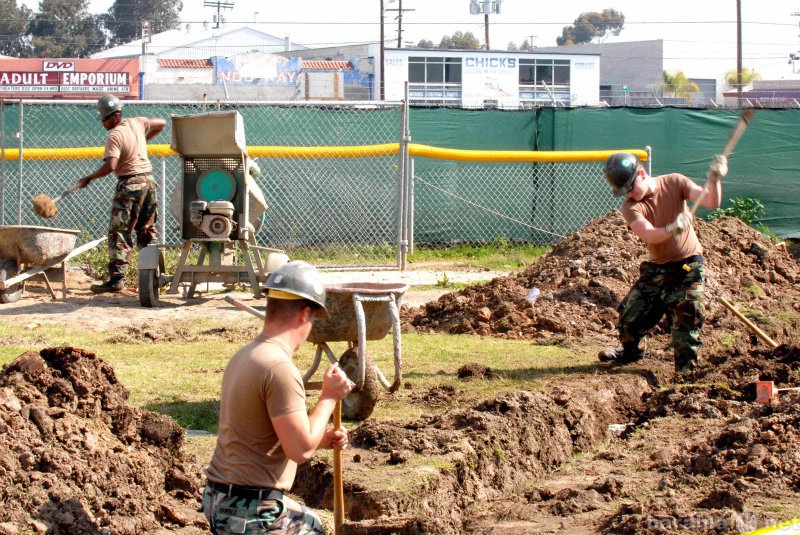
[0,58,140,99]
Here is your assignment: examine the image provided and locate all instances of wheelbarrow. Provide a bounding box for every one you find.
[0,225,105,303]
[225,281,408,420]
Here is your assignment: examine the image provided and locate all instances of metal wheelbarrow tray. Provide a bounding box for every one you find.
[0,225,105,303]
[302,282,408,420]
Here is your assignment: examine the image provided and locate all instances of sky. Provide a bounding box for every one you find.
[34,0,800,80]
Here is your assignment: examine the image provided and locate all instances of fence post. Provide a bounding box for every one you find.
[0,100,5,226]
[159,157,166,244]
[396,99,408,270]
[16,100,23,225]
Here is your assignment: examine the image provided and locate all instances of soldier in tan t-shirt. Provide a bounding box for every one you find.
[598,152,727,374]
[74,94,166,294]
[203,261,352,535]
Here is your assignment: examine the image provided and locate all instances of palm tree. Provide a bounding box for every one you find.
[724,68,761,89]
[656,71,699,102]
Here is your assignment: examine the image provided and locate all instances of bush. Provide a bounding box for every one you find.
[707,197,777,243]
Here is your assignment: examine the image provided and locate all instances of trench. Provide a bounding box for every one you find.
[294,373,654,535]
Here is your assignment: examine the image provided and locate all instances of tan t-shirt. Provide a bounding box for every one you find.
[621,173,703,264]
[104,117,153,178]
[205,336,307,490]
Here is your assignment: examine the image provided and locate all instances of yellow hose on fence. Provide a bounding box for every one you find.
[0,143,648,162]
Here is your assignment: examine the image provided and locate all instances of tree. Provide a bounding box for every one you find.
[28,0,107,57]
[507,41,518,51]
[416,39,435,49]
[438,31,480,50]
[0,0,33,57]
[557,9,624,46]
[656,70,699,102]
[519,39,532,51]
[724,68,761,88]
[107,0,182,46]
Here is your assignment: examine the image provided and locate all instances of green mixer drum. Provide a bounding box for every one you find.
[196,170,236,202]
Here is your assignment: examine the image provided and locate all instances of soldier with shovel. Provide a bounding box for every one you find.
[203,261,352,534]
[599,151,728,374]
[75,94,165,294]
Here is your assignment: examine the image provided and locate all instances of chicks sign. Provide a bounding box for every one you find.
[0,58,140,99]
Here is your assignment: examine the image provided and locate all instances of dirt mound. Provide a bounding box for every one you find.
[403,212,799,353]
[0,347,206,535]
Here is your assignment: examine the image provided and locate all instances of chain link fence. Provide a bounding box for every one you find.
[409,150,650,247]
[1,99,656,274]
[0,100,404,268]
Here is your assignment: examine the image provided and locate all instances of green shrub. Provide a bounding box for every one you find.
[707,197,777,243]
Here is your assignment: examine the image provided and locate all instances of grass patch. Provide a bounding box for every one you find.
[411,240,548,271]
[0,321,598,429]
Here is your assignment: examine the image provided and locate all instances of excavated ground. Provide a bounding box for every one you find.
[1,212,799,535]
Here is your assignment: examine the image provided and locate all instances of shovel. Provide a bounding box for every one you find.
[33,184,80,219]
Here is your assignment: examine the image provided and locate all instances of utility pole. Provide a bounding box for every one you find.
[385,0,414,48]
[204,0,234,29]
[140,21,151,100]
[380,0,385,100]
[470,0,502,50]
[791,12,800,75]
[736,0,742,105]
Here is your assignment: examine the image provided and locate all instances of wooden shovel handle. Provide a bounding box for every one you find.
[333,401,344,535]
[718,297,778,349]
[690,110,754,218]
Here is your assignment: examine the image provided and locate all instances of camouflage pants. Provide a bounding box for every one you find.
[617,257,706,372]
[107,175,158,279]
[202,483,325,535]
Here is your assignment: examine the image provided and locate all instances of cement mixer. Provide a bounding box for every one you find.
[137,110,287,307]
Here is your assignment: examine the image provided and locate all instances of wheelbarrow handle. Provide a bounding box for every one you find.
[224,295,265,321]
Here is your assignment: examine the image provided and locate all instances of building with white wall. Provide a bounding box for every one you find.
[380,47,600,108]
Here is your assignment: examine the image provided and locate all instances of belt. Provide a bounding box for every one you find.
[207,481,284,501]
[650,254,703,270]
[118,172,150,180]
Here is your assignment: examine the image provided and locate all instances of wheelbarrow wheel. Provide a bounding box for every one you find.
[138,267,161,308]
[339,347,381,421]
[0,259,24,304]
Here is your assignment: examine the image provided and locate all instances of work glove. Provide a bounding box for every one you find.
[707,154,728,182]
[665,210,693,237]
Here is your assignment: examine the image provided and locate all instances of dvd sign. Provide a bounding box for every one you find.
[43,61,75,72]
[0,58,140,98]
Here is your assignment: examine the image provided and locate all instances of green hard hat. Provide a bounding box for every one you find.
[96,94,123,121]
[603,152,639,197]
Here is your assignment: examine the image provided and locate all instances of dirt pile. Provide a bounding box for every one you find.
[0,347,207,535]
[403,212,799,354]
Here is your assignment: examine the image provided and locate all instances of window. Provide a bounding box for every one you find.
[518,58,571,106]
[408,56,463,106]
[408,57,462,83]
[518,58,570,87]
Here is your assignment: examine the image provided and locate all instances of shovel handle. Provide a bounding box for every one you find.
[52,184,80,203]
[690,110,754,218]
[718,297,778,349]
[333,401,344,535]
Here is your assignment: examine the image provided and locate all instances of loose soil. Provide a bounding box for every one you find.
[2,212,800,535]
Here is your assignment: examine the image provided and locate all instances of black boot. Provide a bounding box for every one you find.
[90,277,124,294]
[598,344,644,364]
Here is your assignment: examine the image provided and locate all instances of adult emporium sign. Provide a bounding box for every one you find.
[0,58,140,99]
